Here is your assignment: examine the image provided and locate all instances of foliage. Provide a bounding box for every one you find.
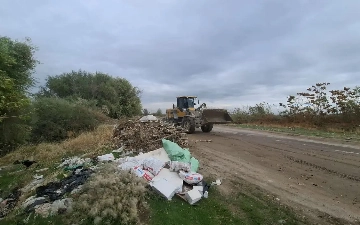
[231,102,275,124]
[37,70,142,118]
[154,108,163,116]
[232,83,360,132]
[143,108,150,116]
[0,36,39,155]
[30,97,108,143]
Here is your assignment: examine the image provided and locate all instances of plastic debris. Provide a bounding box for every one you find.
[178,171,203,184]
[97,153,115,162]
[33,174,44,180]
[211,179,222,186]
[142,157,165,176]
[35,169,93,201]
[168,161,191,172]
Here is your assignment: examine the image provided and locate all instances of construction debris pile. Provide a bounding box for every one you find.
[112,119,188,154]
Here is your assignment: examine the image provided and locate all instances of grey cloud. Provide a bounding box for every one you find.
[1,0,360,112]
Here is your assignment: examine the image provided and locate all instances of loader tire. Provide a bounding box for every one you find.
[183,118,196,134]
[201,123,213,133]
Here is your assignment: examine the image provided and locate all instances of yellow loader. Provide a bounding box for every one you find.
[165,96,233,134]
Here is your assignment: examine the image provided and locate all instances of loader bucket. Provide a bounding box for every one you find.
[201,109,233,124]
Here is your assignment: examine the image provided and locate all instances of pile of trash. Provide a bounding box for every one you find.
[112,119,188,154]
[117,139,218,205]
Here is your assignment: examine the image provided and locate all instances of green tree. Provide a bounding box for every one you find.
[0,36,39,154]
[143,108,150,116]
[154,108,163,116]
[37,70,142,118]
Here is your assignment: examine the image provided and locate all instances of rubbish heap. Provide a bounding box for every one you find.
[112,119,188,154]
[116,138,213,205]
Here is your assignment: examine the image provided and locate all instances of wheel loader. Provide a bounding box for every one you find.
[165,96,233,134]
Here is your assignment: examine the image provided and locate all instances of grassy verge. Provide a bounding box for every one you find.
[229,124,360,141]
[147,184,308,225]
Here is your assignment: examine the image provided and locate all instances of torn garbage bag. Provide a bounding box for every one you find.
[162,139,191,162]
[35,169,93,201]
[190,157,199,172]
[179,171,203,184]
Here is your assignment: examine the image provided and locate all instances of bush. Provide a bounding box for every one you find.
[75,164,148,225]
[31,97,108,143]
[37,70,143,118]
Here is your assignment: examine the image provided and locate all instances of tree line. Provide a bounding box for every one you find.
[0,36,142,155]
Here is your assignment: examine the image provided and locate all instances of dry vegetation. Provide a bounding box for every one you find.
[74,164,149,225]
[231,83,360,133]
[0,125,114,166]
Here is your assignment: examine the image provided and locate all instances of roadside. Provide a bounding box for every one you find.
[227,124,360,145]
[0,121,313,225]
[188,126,360,224]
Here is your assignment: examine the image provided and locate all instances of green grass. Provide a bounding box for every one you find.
[147,186,307,225]
[232,124,360,141]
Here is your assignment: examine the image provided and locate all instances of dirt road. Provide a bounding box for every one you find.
[189,126,360,224]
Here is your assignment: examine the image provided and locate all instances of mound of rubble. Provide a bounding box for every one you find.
[112,119,188,154]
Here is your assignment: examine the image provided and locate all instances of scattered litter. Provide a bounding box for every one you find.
[50,198,73,216]
[97,153,115,162]
[185,189,202,205]
[142,157,164,176]
[203,191,209,198]
[168,161,191,172]
[58,157,88,169]
[179,171,203,185]
[33,174,43,180]
[0,188,21,218]
[22,196,47,213]
[192,186,204,196]
[211,179,222,186]
[36,169,93,201]
[35,203,51,217]
[21,178,44,193]
[112,146,124,153]
[35,168,49,173]
[118,157,142,170]
[151,177,183,200]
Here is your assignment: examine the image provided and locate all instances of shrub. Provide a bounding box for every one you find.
[75,164,148,225]
[30,97,108,143]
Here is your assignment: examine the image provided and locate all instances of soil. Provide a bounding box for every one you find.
[189,125,360,225]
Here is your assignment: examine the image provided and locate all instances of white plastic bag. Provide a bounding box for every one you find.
[169,161,191,172]
[97,153,115,161]
[142,157,164,176]
[178,171,203,184]
[118,157,142,170]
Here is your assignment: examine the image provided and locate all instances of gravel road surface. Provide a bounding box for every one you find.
[189,126,360,224]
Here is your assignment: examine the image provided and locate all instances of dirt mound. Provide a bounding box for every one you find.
[112,120,188,153]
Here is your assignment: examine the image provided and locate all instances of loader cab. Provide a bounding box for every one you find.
[176,96,197,110]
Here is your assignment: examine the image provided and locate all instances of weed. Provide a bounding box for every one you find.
[73,164,148,225]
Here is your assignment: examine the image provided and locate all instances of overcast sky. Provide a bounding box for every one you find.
[1,0,360,112]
